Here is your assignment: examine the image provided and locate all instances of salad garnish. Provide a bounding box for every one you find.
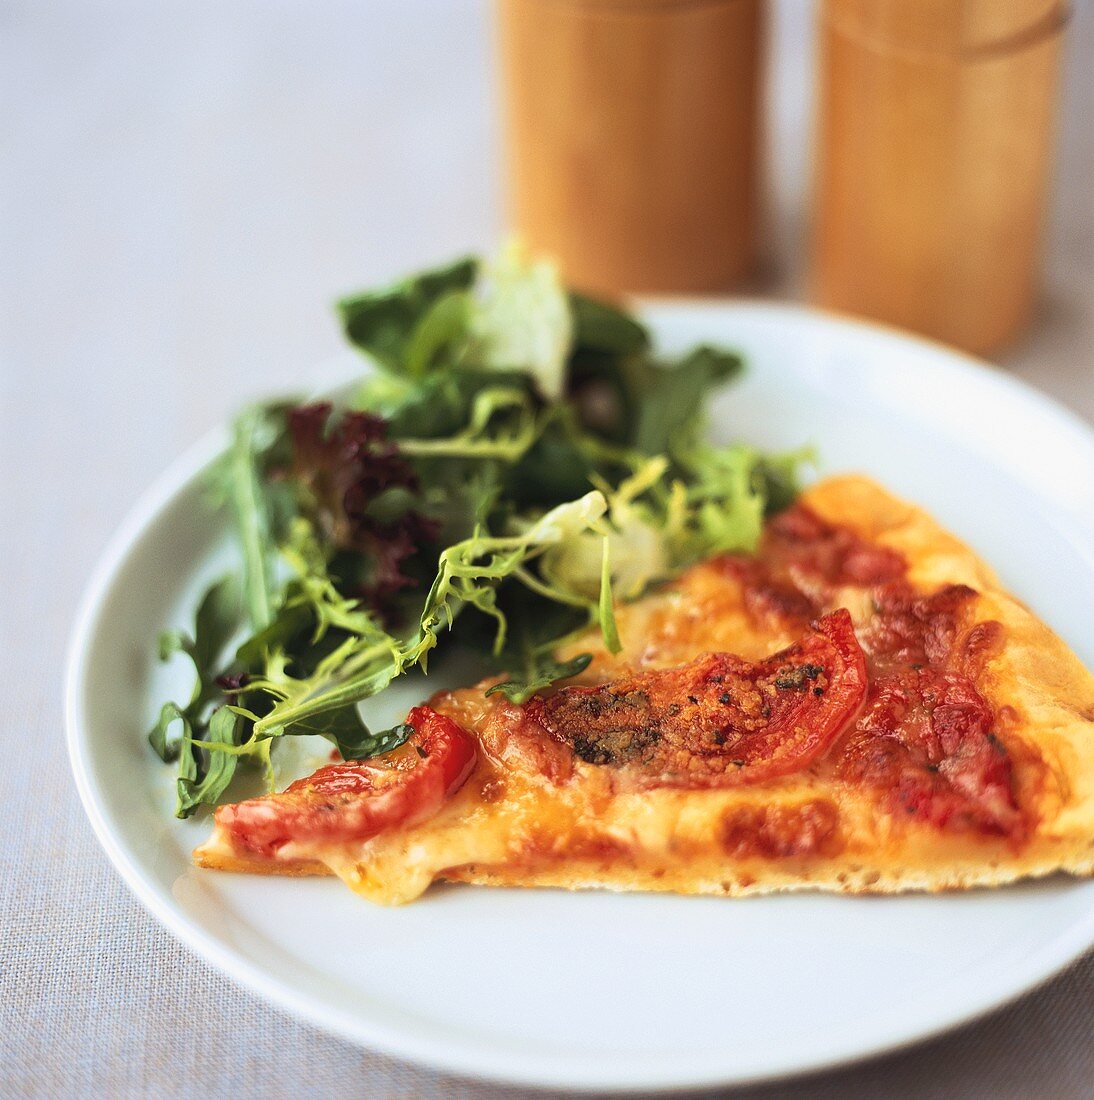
[150,245,806,817]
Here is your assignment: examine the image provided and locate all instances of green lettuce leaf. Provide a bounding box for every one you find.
[338,257,478,373]
[485,652,593,705]
[176,706,241,818]
[469,243,573,400]
[148,576,241,762]
[570,292,650,356]
[634,345,743,456]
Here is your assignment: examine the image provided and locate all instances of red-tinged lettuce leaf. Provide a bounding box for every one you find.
[287,403,440,619]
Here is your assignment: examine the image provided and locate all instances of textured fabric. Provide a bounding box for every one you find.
[2,2,1092,1097]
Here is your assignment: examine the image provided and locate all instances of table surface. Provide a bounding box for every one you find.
[3,2,1091,1097]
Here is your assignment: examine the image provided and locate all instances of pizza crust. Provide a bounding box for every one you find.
[442,852,1094,897]
[194,847,328,876]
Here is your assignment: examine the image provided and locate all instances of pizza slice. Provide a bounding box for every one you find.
[194,476,1094,904]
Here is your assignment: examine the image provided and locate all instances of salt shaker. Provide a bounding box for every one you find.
[810,0,1068,355]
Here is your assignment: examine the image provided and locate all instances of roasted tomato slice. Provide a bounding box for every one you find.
[838,667,1020,834]
[527,609,866,787]
[216,706,477,858]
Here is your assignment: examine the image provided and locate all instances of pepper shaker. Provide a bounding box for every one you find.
[497,0,765,296]
[810,0,1068,355]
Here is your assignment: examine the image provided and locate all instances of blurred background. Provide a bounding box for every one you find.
[5,1,1091,452]
[2,1,1092,1095]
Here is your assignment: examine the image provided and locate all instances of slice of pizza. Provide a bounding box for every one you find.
[194,475,1094,904]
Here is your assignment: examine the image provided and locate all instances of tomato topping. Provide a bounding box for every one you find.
[477,697,576,783]
[840,591,1022,835]
[839,667,1020,834]
[719,799,842,859]
[216,706,477,857]
[526,609,867,788]
[764,505,906,588]
[717,503,907,626]
[715,505,1027,838]
[859,584,978,671]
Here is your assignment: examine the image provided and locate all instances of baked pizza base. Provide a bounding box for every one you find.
[195,476,1094,903]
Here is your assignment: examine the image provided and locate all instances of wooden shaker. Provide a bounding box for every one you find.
[497,0,764,296]
[810,0,1068,355]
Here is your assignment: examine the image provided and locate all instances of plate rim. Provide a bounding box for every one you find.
[65,301,1094,1092]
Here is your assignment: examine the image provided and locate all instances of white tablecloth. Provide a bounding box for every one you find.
[3,2,1091,1096]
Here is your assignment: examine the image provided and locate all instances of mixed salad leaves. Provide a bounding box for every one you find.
[150,246,805,818]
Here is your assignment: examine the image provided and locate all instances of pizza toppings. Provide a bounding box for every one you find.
[860,583,979,671]
[214,706,476,857]
[476,697,576,782]
[717,508,1024,838]
[840,591,1022,835]
[719,799,842,860]
[211,512,1025,869]
[525,609,867,788]
[718,502,907,625]
[839,668,1020,834]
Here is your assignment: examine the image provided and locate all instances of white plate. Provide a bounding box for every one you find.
[67,303,1094,1092]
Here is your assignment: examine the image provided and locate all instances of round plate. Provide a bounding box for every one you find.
[66,303,1094,1092]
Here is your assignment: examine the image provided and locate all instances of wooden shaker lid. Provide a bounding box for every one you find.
[824,0,1065,54]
